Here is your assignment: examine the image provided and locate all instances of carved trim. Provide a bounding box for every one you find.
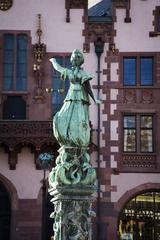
[149,6,160,37]
[83,22,112,52]
[112,0,131,23]
[65,0,86,22]
[120,154,157,172]
[0,121,58,169]
[8,150,17,170]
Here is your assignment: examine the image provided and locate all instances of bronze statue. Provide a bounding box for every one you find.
[50,49,98,148]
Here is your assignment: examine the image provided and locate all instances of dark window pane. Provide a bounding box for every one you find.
[4,51,14,63]
[123,58,136,86]
[3,34,14,90]
[3,96,26,120]
[4,34,14,50]
[140,57,153,86]
[16,35,28,90]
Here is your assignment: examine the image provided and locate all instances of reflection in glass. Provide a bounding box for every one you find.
[140,57,153,86]
[140,116,153,128]
[124,129,136,152]
[123,116,136,152]
[140,116,153,152]
[124,116,135,128]
[119,191,160,240]
[141,130,153,152]
[123,58,136,86]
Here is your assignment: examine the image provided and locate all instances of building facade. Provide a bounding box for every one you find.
[0,0,160,240]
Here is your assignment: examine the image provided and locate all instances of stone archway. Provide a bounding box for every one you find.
[115,183,160,240]
[0,174,18,240]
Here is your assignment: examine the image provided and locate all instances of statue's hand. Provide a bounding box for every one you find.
[95,99,101,105]
[49,58,57,63]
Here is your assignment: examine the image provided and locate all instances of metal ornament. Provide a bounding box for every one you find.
[0,0,13,11]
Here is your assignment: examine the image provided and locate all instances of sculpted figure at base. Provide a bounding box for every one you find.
[50,49,97,147]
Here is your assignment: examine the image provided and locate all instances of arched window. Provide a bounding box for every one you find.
[118,191,160,240]
[0,182,11,240]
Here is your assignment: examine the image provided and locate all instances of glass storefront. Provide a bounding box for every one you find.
[118,191,160,240]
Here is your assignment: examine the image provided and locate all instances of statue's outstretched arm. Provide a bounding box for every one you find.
[50,58,68,80]
[49,58,65,73]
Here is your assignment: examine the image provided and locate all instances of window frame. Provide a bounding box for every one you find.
[0,30,30,93]
[0,30,31,120]
[123,113,155,154]
[121,54,155,87]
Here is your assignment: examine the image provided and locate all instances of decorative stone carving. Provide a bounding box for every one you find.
[65,0,86,22]
[124,89,136,103]
[112,0,131,23]
[84,23,112,52]
[0,121,57,169]
[121,155,156,169]
[141,89,153,104]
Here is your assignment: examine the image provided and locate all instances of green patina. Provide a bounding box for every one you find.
[49,49,97,240]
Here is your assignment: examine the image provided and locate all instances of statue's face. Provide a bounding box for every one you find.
[71,50,84,67]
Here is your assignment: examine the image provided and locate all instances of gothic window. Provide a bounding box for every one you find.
[123,56,153,86]
[51,55,71,115]
[123,115,153,153]
[3,33,28,91]
[118,191,160,240]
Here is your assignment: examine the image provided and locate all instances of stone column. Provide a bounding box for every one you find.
[48,146,96,240]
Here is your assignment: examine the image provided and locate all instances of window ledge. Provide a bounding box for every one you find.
[1,91,28,95]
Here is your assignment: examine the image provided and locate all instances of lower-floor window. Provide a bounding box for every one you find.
[118,191,160,240]
[123,114,154,153]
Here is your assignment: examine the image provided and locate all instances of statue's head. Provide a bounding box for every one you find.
[70,49,84,67]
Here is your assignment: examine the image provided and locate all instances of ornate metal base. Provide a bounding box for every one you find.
[48,146,97,240]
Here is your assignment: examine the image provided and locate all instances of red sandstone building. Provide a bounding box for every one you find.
[0,0,160,240]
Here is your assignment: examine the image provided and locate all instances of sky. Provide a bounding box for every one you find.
[88,0,103,9]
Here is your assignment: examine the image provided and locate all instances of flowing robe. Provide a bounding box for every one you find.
[53,68,92,147]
